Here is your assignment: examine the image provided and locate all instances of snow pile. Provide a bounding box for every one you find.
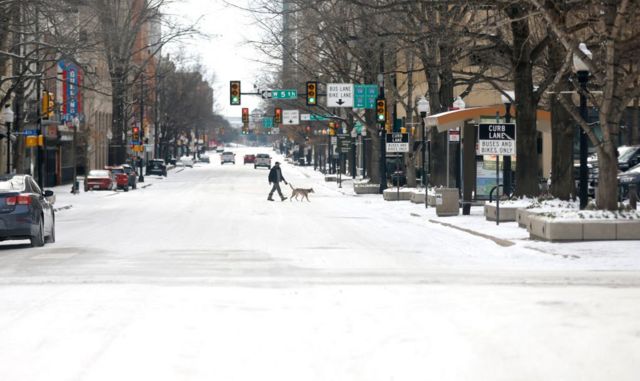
[486,197,579,211]
[537,209,640,221]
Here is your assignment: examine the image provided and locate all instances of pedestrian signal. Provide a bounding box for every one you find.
[274,108,282,123]
[230,81,241,105]
[306,81,317,106]
[376,99,386,123]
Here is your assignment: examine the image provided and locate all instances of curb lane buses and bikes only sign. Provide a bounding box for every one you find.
[386,133,409,153]
[478,123,516,155]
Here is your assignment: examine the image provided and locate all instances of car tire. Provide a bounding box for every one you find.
[46,216,55,244]
[30,217,45,247]
[124,186,129,192]
[254,165,257,169]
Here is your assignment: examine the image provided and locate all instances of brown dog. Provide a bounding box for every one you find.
[289,184,314,202]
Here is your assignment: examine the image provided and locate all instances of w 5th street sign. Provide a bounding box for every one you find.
[271,89,298,99]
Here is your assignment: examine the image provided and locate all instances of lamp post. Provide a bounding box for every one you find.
[417,97,429,191]
[573,42,592,210]
[1,104,14,174]
[71,116,80,194]
[500,91,514,196]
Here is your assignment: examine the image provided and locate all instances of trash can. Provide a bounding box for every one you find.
[435,188,460,217]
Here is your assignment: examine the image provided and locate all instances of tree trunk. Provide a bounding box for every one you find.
[110,74,126,165]
[509,5,540,197]
[548,38,574,199]
[632,94,639,145]
[596,137,619,210]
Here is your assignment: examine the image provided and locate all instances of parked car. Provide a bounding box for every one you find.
[254,153,271,169]
[244,154,256,164]
[617,145,640,172]
[0,174,55,247]
[618,163,640,200]
[105,166,131,191]
[216,146,225,153]
[199,154,210,163]
[147,159,167,176]
[221,151,235,164]
[179,156,194,168]
[121,164,138,190]
[85,169,114,191]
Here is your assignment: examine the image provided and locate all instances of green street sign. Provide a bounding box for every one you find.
[271,89,298,99]
[354,122,363,133]
[262,117,273,128]
[354,84,378,109]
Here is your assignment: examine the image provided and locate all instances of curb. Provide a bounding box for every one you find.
[428,219,515,247]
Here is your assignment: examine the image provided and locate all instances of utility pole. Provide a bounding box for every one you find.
[138,74,145,182]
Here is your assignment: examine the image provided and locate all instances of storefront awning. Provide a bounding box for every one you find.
[425,105,551,132]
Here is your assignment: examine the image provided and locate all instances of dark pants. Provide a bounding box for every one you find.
[269,182,284,199]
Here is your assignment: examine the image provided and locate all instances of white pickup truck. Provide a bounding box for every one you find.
[254,154,271,169]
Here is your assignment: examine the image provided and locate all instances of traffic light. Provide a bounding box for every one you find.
[230,80,241,105]
[306,81,317,106]
[274,107,282,123]
[132,126,140,143]
[328,121,336,136]
[242,107,249,124]
[42,91,54,119]
[376,99,386,124]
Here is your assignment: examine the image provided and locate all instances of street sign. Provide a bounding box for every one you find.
[271,89,298,99]
[448,128,460,142]
[23,129,39,136]
[262,117,273,128]
[478,123,516,155]
[353,84,378,109]
[272,128,280,134]
[327,83,354,107]
[282,109,299,125]
[337,134,353,153]
[386,132,409,153]
[300,114,330,121]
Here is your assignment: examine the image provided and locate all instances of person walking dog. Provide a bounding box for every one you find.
[268,162,288,201]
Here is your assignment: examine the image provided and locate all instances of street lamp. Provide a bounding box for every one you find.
[417,97,430,194]
[500,91,515,196]
[573,42,592,209]
[1,104,14,174]
[71,116,80,194]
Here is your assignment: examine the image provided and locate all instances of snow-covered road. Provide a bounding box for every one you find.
[0,147,639,381]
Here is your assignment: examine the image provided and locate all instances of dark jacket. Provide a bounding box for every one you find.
[268,166,286,183]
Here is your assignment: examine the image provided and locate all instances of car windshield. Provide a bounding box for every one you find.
[257,154,269,158]
[89,170,109,177]
[0,176,25,191]
[111,168,124,174]
[618,146,639,162]
[626,163,640,174]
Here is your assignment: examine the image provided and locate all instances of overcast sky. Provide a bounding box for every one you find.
[165,0,270,118]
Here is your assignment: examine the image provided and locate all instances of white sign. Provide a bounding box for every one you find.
[300,113,310,121]
[282,110,299,125]
[478,140,515,155]
[330,136,337,144]
[386,143,410,153]
[272,128,280,134]
[327,83,354,107]
[448,128,460,142]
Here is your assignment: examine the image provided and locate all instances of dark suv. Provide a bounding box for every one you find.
[147,159,167,176]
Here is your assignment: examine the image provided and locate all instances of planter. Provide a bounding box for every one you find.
[427,194,437,206]
[324,174,337,182]
[410,192,426,204]
[484,204,517,222]
[516,208,537,228]
[528,216,640,241]
[354,183,380,195]
[383,188,413,201]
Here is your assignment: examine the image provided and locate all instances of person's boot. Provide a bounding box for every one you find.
[267,195,274,201]
[281,196,287,201]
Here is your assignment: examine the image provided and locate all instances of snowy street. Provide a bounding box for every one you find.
[0,147,639,381]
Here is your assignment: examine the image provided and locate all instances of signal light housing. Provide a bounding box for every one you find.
[274,108,282,124]
[376,99,386,124]
[242,108,249,124]
[132,126,140,143]
[230,81,241,105]
[306,81,317,106]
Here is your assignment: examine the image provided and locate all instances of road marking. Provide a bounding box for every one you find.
[31,253,77,260]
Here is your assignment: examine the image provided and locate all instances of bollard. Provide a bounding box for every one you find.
[630,184,638,210]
